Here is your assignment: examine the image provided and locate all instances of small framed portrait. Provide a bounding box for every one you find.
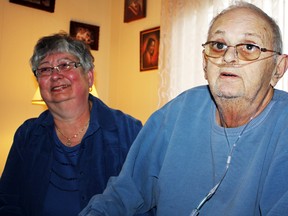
[9,0,55,13]
[69,21,100,51]
[124,0,146,23]
[140,27,160,71]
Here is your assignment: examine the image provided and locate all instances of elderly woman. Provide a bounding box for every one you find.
[0,33,144,215]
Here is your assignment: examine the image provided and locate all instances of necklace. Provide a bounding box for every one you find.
[55,119,90,146]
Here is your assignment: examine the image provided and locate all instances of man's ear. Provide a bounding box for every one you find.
[271,54,288,87]
[202,51,208,80]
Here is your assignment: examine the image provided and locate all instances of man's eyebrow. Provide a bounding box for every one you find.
[211,30,262,40]
[243,32,262,39]
[213,30,225,35]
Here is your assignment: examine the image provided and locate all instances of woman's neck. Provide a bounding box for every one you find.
[53,101,92,147]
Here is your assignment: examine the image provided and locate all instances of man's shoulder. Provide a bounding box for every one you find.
[273,89,288,102]
[152,85,212,123]
[163,85,212,109]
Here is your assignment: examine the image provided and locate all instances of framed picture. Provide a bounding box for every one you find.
[70,21,100,51]
[124,0,146,23]
[9,0,55,13]
[140,27,160,71]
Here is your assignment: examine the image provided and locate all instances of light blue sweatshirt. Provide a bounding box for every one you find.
[79,85,288,216]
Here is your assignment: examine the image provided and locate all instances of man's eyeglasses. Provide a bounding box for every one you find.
[202,41,281,61]
[34,62,82,78]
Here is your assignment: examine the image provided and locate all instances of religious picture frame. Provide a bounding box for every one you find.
[124,0,146,23]
[9,0,55,13]
[140,27,160,71]
[69,21,100,51]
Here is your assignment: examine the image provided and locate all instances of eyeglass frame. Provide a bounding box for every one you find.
[33,61,82,78]
[202,41,281,61]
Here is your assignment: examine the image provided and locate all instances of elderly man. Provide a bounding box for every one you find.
[80,2,288,215]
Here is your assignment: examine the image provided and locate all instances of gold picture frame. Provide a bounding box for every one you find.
[140,27,160,71]
[124,0,146,23]
[70,21,100,51]
[10,0,55,13]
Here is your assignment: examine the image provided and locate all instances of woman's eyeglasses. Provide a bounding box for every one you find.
[34,62,82,78]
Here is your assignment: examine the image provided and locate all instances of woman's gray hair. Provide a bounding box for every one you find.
[30,32,94,76]
[208,1,283,54]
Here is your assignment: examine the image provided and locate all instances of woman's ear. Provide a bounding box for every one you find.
[271,54,288,87]
[87,69,94,88]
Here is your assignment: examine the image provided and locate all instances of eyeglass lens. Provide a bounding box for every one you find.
[36,62,80,77]
[203,42,262,61]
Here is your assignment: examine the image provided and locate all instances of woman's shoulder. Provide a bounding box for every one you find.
[90,95,143,128]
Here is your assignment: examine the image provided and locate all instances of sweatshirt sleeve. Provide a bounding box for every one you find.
[79,109,169,216]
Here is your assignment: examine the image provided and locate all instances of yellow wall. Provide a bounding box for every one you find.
[109,1,160,122]
[0,0,160,175]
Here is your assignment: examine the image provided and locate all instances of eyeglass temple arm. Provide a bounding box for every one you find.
[260,48,281,55]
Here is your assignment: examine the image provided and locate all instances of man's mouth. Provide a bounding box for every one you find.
[220,72,238,77]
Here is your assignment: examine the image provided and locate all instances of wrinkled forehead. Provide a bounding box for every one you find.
[208,8,273,45]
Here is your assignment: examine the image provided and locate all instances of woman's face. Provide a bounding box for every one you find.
[37,52,93,106]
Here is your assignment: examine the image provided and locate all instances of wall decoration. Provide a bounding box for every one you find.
[9,0,55,13]
[140,27,160,71]
[124,0,146,23]
[70,21,100,51]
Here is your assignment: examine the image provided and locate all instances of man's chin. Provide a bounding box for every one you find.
[215,89,243,99]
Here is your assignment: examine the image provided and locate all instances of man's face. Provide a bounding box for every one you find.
[203,8,277,102]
